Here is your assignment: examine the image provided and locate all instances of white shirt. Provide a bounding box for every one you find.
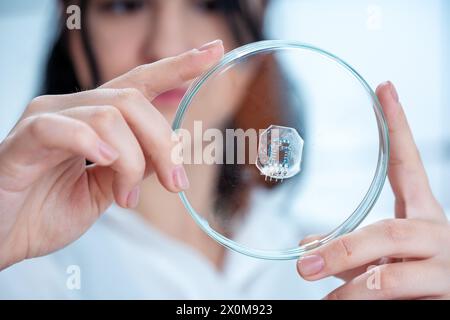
[0,197,341,299]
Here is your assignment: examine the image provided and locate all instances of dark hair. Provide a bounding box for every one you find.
[42,0,303,223]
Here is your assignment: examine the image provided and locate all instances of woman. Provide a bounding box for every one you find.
[0,0,449,299]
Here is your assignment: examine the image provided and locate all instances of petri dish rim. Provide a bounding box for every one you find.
[172,40,390,260]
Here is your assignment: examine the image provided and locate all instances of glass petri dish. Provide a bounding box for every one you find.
[172,40,389,260]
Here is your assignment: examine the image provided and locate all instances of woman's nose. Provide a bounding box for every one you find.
[144,3,192,61]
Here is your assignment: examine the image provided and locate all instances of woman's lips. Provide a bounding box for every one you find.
[153,87,188,107]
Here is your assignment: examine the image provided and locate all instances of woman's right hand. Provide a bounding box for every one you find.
[0,40,224,271]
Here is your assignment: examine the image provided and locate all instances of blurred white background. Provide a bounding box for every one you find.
[0,0,449,221]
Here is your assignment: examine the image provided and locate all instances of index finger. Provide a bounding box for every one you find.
[102,40,224,100]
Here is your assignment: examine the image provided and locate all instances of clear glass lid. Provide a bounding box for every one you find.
[172,40,389,260]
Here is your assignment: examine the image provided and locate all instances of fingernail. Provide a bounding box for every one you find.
[127,186,140,208]
[387,81,399,103]
[297,255,324,277]
[173,165,190,190]
[198,39,222,52]
[98,141,119,162]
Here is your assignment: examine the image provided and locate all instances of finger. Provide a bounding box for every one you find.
[299,234,383,282]
[25,40,223,116]
[0,113,118,192]
[324,260,450,300]
[102,39,224,100]
[297,219,446,281]
[20,41,223,194]
[376,82,445,221]
[299,235,397,282]
[54,89,188,192]
[59,106,146,208]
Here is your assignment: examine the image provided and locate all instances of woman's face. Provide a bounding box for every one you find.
[70,0,258,126]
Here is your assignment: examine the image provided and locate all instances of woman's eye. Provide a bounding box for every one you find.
[100,0,146,15]
[193,0,220,13]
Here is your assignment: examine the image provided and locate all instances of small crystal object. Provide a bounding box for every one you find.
[256,125,304,182]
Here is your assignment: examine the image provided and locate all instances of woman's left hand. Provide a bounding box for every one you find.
[297,81,450,300]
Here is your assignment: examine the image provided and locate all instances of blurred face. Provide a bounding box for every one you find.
[70,0,259,126]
